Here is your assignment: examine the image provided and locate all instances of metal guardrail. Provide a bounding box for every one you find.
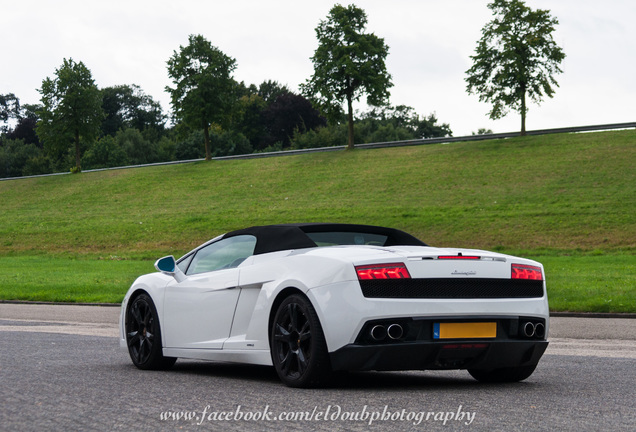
[2,121,634,181]
[352,121,636,151]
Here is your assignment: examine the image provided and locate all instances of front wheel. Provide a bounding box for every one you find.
[468,364,537,383]
[270,294,331,387]
[125,293,176,370]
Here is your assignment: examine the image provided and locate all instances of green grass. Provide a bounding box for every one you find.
[0,255,151,303]
[537,254,636,313]
[0,130,634,309]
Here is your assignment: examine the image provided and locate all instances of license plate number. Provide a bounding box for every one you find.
[433,322,497,339]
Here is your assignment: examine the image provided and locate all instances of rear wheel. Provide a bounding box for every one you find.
[270,294,331,387]
[125,293,176,370]
[468,365,537,383]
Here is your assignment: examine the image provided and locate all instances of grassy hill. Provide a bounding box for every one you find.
[0,129,634,310]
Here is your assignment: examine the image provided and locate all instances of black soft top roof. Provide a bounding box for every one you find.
[223,223,426,255]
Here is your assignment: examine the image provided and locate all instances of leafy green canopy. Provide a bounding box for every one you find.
[36,58,103,171]
[301,4,392,149]
[166,34,237,160]
[0,93,20,126]
[101,84,165,137]
[465,0,565,134]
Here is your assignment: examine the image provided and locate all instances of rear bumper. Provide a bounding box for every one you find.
[329,339,548,372]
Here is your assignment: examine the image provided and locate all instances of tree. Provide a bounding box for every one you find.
[101,84,165,137]
[301,4,392,149]
[360,105,452,139]
[473,128,494,135]
[82,135,129,170]
[257,80,290,104]
[36,58,103,171]
[166,34,237,160]
[7,104,41,147]
[117,128,160,165]
[0,139,42,178]
[234,93,267,150]
[261,92,326,149]
[0,93,20,126]
[465,0,565,135]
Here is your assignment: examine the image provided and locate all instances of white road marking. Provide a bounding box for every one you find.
[0,319,119,338]
[546,337,636,359]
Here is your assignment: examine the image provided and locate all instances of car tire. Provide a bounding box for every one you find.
[468,364,537,383]
[125,293,176,370]
[270,294,332,388]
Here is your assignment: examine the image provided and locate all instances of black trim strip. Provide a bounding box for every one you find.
[360,278,544,299]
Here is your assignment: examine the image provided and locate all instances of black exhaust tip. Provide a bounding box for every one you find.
[534,322,545,339]
[387,324,404,340]
[522,322,536,338]
[371,325,387,341]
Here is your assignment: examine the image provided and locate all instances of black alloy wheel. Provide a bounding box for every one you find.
[271,294,331,387]
[126,293,176,370]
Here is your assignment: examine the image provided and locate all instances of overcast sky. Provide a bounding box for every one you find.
[2,0,634,136]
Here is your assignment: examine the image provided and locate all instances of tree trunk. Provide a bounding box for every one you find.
[74,129,81,171]
[520,88,527,136]
[346,93,354,150]
[203,124,211,161]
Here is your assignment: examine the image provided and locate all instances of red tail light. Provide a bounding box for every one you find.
[356,263,411,280]
[511,264,543,280]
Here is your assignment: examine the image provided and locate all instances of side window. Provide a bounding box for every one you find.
[176,253,194,273]
[186,235,257,276]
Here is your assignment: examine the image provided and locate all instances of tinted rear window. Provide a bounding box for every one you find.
[305,231,388,247]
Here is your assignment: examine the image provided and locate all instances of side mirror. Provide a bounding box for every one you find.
[154,255,186,283]
[155,255,176,273]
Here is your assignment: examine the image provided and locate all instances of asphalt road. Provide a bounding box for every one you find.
[1,303,635,431]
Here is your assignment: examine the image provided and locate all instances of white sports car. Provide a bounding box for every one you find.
[120,223,549,387]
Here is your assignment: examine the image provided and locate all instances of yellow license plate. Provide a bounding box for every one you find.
[433,322,497,339]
